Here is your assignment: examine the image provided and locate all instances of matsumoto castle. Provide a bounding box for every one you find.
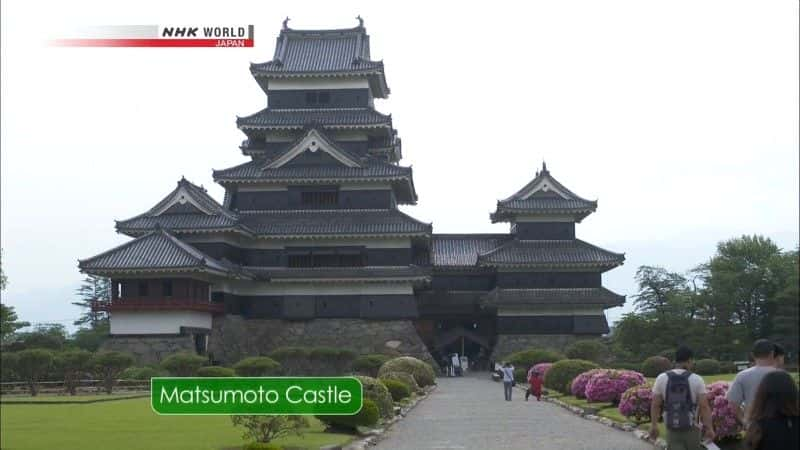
[79,19,626,366]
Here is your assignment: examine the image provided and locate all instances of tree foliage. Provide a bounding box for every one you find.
[16,348,54,396]
[613,236,799,363]
[56,349,93,395]
[72,275,111,328]
[0,303,30,345]
[92,351,134,394]
[230,415,309,444]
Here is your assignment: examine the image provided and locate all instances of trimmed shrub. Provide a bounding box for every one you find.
[570,369,606,398]
[513,367,528,383]
[718,361,737,374]
[377,356,436,387]
[92,351,134,394]
[543,359,599,394]
[119,366,165,380]
[641,356,672,378]
[608,361,642,371]
[694,359,721,375]
[231,415,308,445]
[55,349,93,395]
[1,352,18,382]
[16,348,54,396]
[503,349,564,369]
[565,340,607,363]
[233,357,282,377]
[356,375,394,419]
[309,347,357,376]
[379,371,420,393]
[658,349,676,362]
[267,347,310,375]
[161,352,206,377]
[619,383,653,423]
[381,378,411,401]
[317,398,379,432]
[352,354,392,377]
[584,370,646,404]
[196,366,235,377]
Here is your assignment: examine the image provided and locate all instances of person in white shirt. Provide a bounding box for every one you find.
[501,362,515,401]
[727,339,777,423]
[650,346,715,449]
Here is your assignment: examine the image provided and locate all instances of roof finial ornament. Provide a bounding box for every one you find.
[542,161,548,172]
[356,15,364,28]
[282,17,290,30]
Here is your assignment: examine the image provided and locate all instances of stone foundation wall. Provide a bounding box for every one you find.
[208,316,435,366]
[101,335,195,365]
[490,334,594,361]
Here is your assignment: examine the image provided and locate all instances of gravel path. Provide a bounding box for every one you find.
[373,373,653,450]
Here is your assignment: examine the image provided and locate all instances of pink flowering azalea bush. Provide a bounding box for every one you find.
[702,381,743,441]
[618,383,653,423]
[532,363,553,378]
[585,370,646,404]
[571,369,605,398]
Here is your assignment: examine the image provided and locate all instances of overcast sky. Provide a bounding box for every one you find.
[1,0,798,332]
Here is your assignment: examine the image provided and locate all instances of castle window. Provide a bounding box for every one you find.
[162,280,173,297]
[305,92,317,104]
[138,281,149,297]
[301,190,338,207]
[317,91,330,103]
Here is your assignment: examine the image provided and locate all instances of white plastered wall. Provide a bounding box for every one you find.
[110,311,212,335]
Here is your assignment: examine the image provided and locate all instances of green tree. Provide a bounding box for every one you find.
[0,248,7,291]
[8,323,68,351]
[771,249,799,359]
[71,321,110,352]
[16,348,54,396]
[72,275,111,328]
[700,235,788,341]
[1,303,30,345]
[161,352,207,376]
[55,349,93,395]
[92,351,134,394]
[632,266,691,317]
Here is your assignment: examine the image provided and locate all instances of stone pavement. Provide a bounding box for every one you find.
[373,373,653,450]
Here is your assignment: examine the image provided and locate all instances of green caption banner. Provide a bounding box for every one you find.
[151,377,363,415]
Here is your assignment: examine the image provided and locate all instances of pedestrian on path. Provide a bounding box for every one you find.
[744,370,799,450]
[526,367,543,401]
[649,345,715,450]
[727,339,777,423]
[501,362,515,401]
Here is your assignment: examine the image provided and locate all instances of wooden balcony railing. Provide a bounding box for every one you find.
[91,298,224,314]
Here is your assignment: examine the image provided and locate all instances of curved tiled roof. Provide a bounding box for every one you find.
[115,178,242,237]
[430,234,511,267]
[213,159,412,181]
[238,209,431,237]
[492,164,597,222]
[250,25,389,97]
[477,239,624,269]
[484,287,625,308]
[79,229,234,276]
[237,108,392,130]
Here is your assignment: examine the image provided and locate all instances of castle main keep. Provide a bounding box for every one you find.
[80,20,625,366]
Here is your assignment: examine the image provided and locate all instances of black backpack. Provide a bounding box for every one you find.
[664,370,696,430]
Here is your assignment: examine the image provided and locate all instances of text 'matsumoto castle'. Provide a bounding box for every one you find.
[79,19,625,366]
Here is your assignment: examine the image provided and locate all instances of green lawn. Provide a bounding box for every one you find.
[1,397,354,450]
[1,393,148,403]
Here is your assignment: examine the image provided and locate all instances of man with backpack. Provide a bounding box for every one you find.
[649,346,715,449]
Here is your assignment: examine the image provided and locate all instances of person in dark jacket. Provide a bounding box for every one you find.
[745,370,799,450]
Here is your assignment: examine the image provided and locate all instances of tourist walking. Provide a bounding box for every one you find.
[649,346,715,449]
[727,339,777,422]
[451,353,462,377]
[744,370,799,450]
[501,362,515,401]
[525,367,543,401]
[772,343,785,369]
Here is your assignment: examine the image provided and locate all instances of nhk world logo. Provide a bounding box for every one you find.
[51,25,254,47]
